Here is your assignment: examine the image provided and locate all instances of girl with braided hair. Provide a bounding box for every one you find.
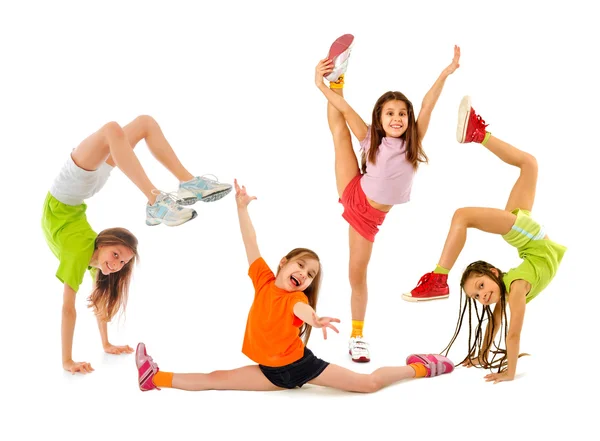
[403,96,566,383]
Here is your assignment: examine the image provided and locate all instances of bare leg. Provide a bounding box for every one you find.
[482,135,538,213]
[349,227,374,322]
[171,365,281,392]
[71,122,158,204]
[437,135,538,270]
[308,363,416,393]
[108,115,195,183]
[327,88,360,197]
[437,207,517,270]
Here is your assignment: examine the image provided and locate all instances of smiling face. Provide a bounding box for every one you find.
[275,255,320,292]
[380,99,409,138]
[464,269,502,306]
[95,245,135,275]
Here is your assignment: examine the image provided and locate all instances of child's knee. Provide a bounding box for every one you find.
[135,115,157,130]
[101,121,125,141]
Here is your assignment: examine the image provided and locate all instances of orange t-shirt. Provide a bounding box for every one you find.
[242,257,308,367]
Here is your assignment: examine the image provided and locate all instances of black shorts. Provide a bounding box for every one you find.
[259,347,329,389]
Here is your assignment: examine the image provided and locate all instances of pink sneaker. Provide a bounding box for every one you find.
[402,272,449,302]
[136,342,160,391]
[456,95,489,143]
[325,34,354,82]
[406,354,454,377]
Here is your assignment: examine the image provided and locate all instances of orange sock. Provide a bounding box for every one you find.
[409,363,428,378]
[351,320,364,338]
[153,371,174,388]
[330,73,345,89]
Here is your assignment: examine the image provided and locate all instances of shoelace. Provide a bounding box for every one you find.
[470,110,489,132]
[199,173,222,184]
[413,273,433,293]
[146,354,158,370]
[151,189,184,210]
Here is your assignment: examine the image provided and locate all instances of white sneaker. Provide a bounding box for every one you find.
[177,174,233,205]
[146,190,197,226]
[348,337,370,363]
[325,34,354,82]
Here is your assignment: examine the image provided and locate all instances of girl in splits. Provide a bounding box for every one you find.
[403,96,567,382]
[134,180,454,393]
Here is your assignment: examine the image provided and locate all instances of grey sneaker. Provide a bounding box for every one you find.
[146,190,197,226]
[176,174,232,205]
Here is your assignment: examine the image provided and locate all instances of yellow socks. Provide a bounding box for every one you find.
[482,131,491,145]
[433,264,449,275]
[409,363,428,378]
[153,371,173,388]
[330,73,345,89]
[351,320,364,338]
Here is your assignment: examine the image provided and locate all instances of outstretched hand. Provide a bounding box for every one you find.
[315,58,334,87]
[442,45,461,76]
[234,179,257,208]
[312,313,340,340]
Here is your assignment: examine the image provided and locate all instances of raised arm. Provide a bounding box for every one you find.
[61,283,94,374]
[234,179,260,266]
[293,302,340,340]
[315,58,369,142]
[416,45,461,142]
[485,280,528,383]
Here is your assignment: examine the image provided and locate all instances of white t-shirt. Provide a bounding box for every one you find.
[49,153,114,206]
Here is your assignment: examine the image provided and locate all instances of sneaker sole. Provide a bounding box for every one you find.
[200,187,232,203]
[456,95,472,143]
[349,350,370,363]
[325,34,354,81]
[176,196,199,206]
[146,210,197,227]
[401,292,449,302]
[328,34,354,62]
[176,187,232,205]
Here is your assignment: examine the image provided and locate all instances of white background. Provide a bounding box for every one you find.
[1,0,598,439]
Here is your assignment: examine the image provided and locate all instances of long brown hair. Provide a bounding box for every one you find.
[441,260,528,372]
[276,248,322,345]
[362,91,428,173]
[87,227,139,321]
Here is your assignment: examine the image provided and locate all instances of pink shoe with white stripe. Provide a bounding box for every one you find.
[136,342,160,391]
[406,354,454,377]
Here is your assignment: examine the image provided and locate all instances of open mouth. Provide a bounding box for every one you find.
[290,275,301,287]
[390,124,403,130]
[107,263,115,272]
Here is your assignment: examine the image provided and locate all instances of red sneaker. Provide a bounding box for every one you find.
[456,95,489,143]
[402,272,449,302]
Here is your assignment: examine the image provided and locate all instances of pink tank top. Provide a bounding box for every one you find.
[359,126,415,205]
